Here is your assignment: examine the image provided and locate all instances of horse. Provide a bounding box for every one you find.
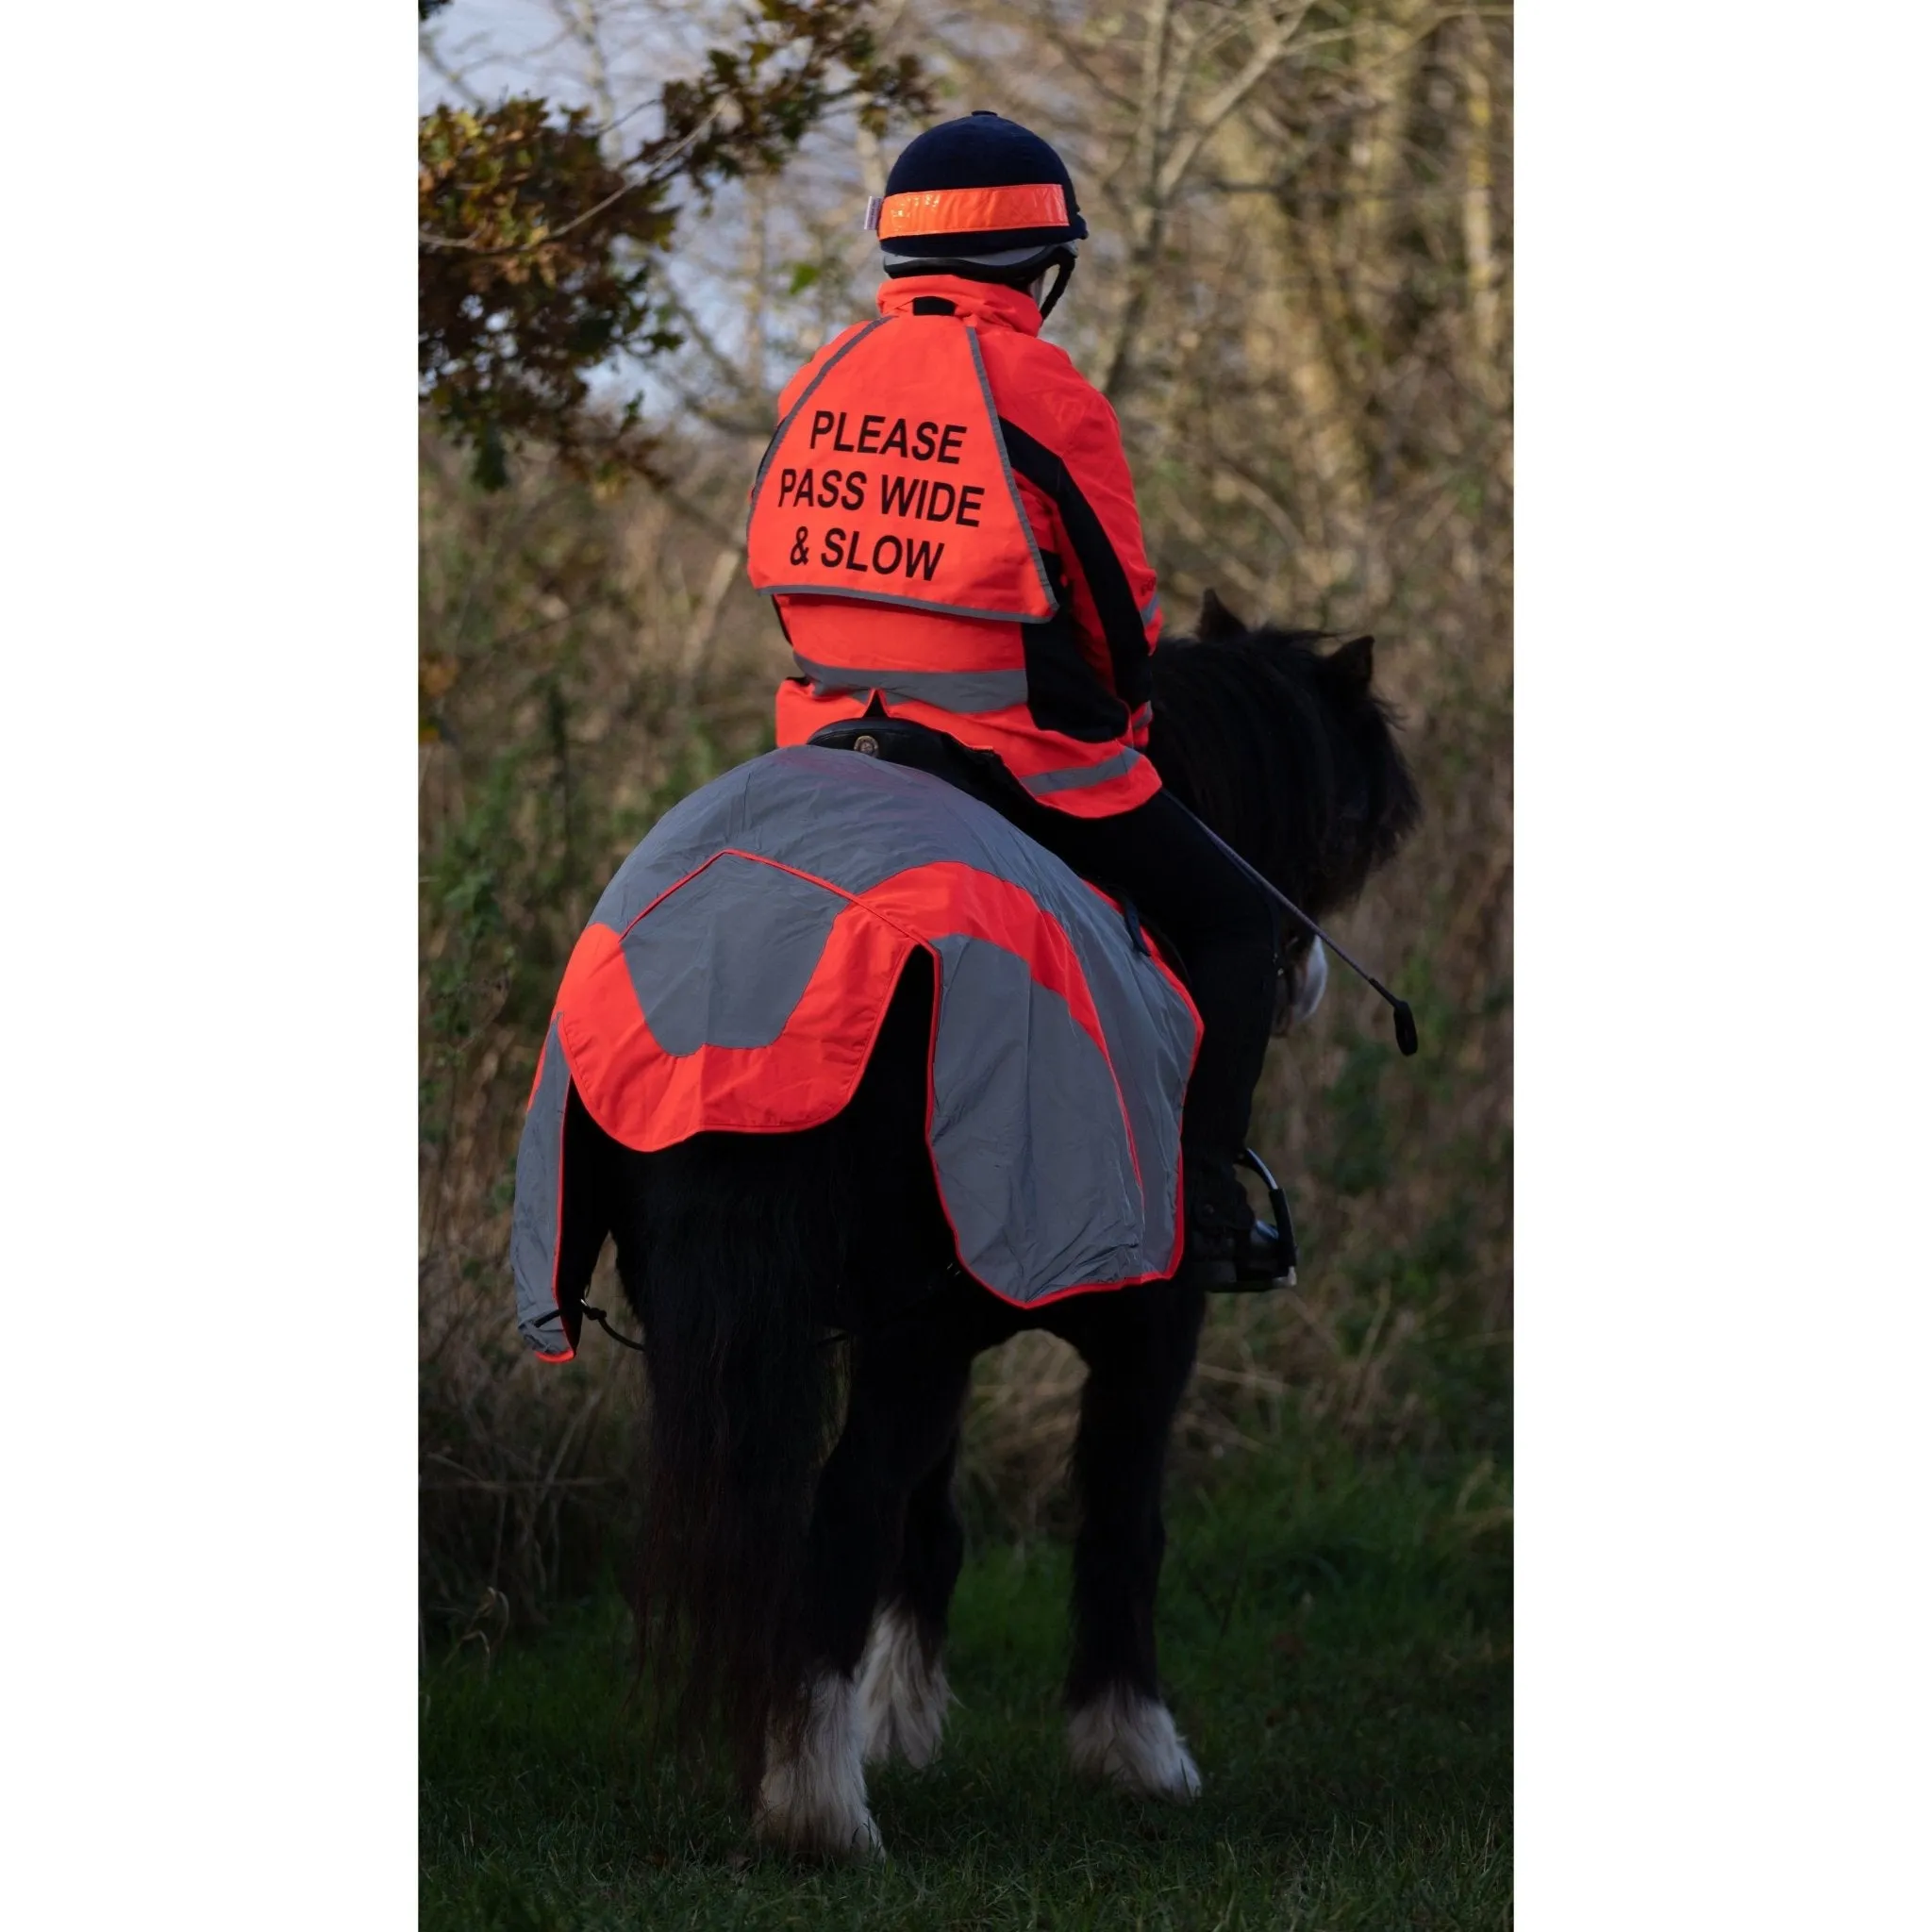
[549,591,1421,1858]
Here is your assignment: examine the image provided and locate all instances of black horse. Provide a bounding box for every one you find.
[559,592,1420,1857]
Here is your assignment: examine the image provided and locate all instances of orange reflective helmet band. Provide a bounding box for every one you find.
[864,183,1070,239]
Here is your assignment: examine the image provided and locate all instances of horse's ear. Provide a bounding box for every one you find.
[1196,587,1248,642]
[1326,634,1375,692]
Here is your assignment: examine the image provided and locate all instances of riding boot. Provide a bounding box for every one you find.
[1181,1153,1291,1288]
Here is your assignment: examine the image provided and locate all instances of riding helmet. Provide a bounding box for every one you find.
[870,110,1087,317]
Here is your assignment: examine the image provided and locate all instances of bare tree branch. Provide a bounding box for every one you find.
[1458,8,1504,399]
[676,539,751,698]
[658,271,764,405]
[419,33,489,110]
[1098,1,1314,403]
[1156,3,1316,202]
[551,0,621,127]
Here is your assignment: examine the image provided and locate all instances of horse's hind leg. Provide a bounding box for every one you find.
[858,1418,966,1769]
[1049,1280,1208,1802]
[754,1312,975,1858]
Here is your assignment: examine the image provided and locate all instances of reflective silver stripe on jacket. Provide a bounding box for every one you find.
[1021,745,1145,797]
[759,581,1057,625]
[964,323,1058,619]
[791,653,1029,713]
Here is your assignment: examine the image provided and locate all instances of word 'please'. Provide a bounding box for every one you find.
[808,412,970,463]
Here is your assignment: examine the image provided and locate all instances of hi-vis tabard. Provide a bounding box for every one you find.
[511,748,1199,1362]
[746,316,1057,624]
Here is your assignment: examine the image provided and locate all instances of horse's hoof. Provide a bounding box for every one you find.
[754,1668,886,1860]
[750,1803,885,1863]
[1067,1687,1203,1802]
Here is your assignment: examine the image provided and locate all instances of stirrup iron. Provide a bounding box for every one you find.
[1219,1146,1298,1291]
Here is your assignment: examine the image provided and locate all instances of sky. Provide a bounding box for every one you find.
[420,0,714,120]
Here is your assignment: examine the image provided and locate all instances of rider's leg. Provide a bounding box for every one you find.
[1010,789,1279,1274]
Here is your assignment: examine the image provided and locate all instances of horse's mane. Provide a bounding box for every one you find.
[1145,605,1422,919]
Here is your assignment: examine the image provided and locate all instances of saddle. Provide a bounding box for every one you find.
[808,713,1038,816]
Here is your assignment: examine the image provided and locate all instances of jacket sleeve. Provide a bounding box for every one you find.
[999,372,1162,742]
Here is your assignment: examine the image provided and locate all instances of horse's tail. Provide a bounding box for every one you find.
[603,1127,843,1799]
[598,953,939,1799]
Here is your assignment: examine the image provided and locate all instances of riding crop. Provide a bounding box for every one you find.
[1174,804,1420,1057]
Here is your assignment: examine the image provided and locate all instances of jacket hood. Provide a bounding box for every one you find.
[874,275,1044,338]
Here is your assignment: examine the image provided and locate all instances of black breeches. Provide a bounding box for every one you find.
[1009,789,1278,1169]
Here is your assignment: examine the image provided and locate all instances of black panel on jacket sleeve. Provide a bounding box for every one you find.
[998,417,1154,712]
[1021,552,1131,743]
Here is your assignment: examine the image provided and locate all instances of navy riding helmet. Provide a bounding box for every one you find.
[869,110,1088,319]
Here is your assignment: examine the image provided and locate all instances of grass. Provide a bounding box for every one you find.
[420,1433,1511,1928]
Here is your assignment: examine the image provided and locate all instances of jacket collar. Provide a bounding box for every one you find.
[875,275,1043,337]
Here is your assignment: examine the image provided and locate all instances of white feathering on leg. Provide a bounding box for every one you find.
[1067,1686,1203,1801]
[858,1602,952,1768]
[752,1669,884,1860]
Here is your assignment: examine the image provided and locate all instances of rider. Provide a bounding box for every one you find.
[747,110,1283,1285]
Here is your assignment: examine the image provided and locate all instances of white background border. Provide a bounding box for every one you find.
[3,3,1928,1924]
[4,5,420,1923]
[1515,0,1931,1921]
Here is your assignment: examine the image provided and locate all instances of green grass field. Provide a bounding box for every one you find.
[421,1433,1510,1929]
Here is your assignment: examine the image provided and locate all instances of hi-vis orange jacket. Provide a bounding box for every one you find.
[747,275,1164,818]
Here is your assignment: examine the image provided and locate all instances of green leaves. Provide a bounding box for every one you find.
[418,3,929,490]
[419,99,669,490]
